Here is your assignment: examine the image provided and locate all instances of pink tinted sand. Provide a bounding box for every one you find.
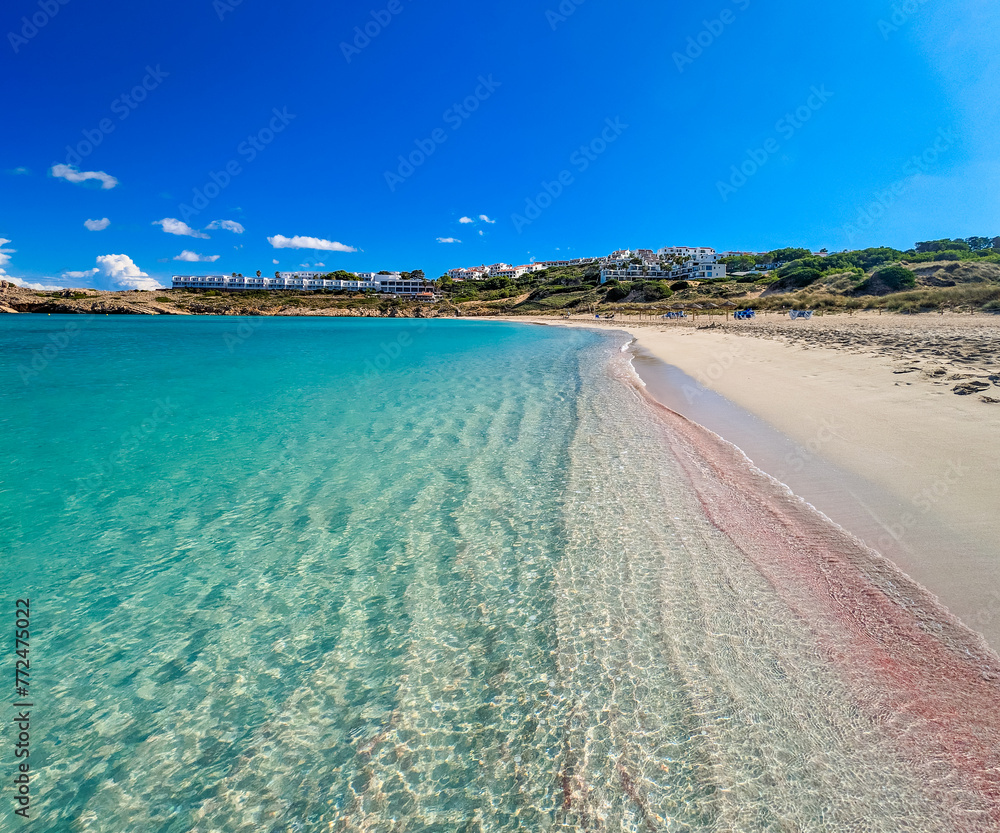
[645,387,1000,827]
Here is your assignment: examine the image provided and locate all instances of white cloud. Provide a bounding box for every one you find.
[84,217,111,231]
[272,259,279,264]
[437,237,461,244]
[50,164,118,190]
[63,268,100,279]
[479,230,484,236]
[206,219,245,234]
[267,234,357,252]
[479,215,496,224]
[459,216,474,224]
[7,166,30,175]
[95,254,162,291]
[0,238,14,269]
[315,262,325,268]
[174,251,221,262]
[0,238,62,289]
[6,276,62,290]
[154,218,210,239]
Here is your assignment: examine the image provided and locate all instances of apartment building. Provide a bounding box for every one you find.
[172,271,434,297]
[600,246,726,284]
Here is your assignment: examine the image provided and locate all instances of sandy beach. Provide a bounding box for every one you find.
[510,312,1000,652]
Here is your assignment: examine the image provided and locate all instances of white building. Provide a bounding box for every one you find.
[447,266,489,281]
[536,256,599,268]
[658,246,719,262]
[600,246,726,284]
[488,264,534,279]
[172,271,435,298]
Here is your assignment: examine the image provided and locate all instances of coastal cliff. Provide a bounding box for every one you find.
[0,281,455,318]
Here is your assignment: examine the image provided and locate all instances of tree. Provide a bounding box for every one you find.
[256,270,262,278]
[274,271,280,278]
[767,247,811,263]
[410,269,425,281]
[720,254,756,273]
[481,276,512,291]
[915,239,970,253]
[966,237,992,251]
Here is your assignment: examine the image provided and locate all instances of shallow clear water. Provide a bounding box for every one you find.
[1,316,997,832]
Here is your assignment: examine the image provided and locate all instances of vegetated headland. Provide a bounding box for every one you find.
[3,237,1000,319]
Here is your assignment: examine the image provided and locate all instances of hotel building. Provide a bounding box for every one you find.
[599,246,726,284]
[172,272,435,298]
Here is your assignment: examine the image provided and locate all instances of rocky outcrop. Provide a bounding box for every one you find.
[0,283,457,318]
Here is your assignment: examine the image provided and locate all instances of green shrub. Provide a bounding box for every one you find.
[778,266,824,288]
[154,296,170,303]
[670,281,690,291]
[481,277,512,291]
[858,265,916,294]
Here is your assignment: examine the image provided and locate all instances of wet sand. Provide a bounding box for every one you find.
[502,313,1000,653]
[637,374,1000,827]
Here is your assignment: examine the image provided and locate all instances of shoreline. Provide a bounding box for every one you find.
[513,313,1000,653]
[630,364,1000,824]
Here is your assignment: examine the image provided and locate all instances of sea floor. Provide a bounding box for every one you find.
[2,317,998,831]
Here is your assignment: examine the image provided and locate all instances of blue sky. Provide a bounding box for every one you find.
[2,0,998,289]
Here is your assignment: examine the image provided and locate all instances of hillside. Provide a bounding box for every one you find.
[440,257,1000,316]
[5,245,1000,319]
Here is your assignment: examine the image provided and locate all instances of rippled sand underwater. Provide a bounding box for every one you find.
[2,317,999,832]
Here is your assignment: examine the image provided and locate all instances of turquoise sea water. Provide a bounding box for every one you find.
[0,316,993,831]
